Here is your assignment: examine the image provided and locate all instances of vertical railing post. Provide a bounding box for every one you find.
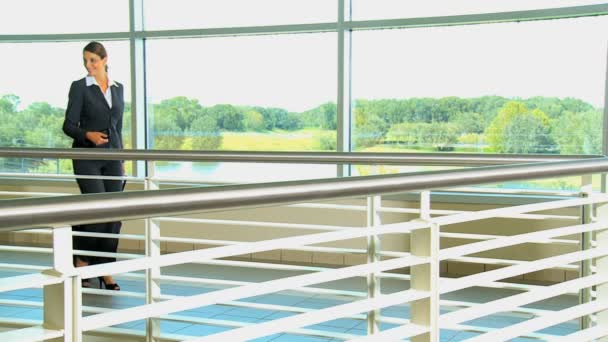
[411,191,439,342]
[145,160,161,342]
[366,195,382,334]
[580,177,594,330]
[596,196,608,341]
[43,225,81,342]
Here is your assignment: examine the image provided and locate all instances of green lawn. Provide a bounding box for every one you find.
[220,129,333,151]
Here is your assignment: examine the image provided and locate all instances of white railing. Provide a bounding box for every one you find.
[1,151,608,341]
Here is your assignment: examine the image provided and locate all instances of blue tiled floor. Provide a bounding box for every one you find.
[0,251,583,341]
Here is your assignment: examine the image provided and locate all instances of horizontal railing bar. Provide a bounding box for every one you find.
[194,259,327,272]
[158,235,372,255]
[440,299,548,317]
[449,256,579,271]
[441,248,608,295]
[288,203,367,211]
[365,315,555,341]
[158,217,351,231]
[0,326,64,342]
[83,288,144,298]
[436,323,554,340]
[0,172,133,182]
[0,191,71,197]
[446,186,579,197]
[73,250,141,259]
[81,255,426,331]
[435,194,608,227]
[159,298,368,340]
[160,313,359,340]
[185,289,429,342]
[0,246,52,254]
[0,147,592,165]
[555,325,608,342]
[0,299,43,309]
[77,221,420,279]
[12,228,52,234]
[0,263,49,272]
[440,232,578,245]
[72,232,144,240]
[347,322,430,342]
[380,272,581,295]
[440,221,607,261]
[379,206,579,221]
[3,157,608,231]
[0,273,63,293]
[467,300,608,342]
[0,179,582,200]
[291,202,579,221]
[158,274,366,298]
[440,273,608,326]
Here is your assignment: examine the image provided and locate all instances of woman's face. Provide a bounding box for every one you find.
[83,51,107,77]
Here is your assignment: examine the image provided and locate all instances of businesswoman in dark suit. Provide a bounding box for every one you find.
[62,41,124,290]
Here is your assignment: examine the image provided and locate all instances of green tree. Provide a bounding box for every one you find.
[155,96,203,131]
[313,131,336,151]
[189,116,222,150]
[256,107,289,130]
[485,101,552,153]
[552,110,602,154]
[300,102,336,130]
[502,113,552,153]
[0,95,20,147]
[21,102,66,147]
[208,104,244,131]
[386,122,458,151]
[451,111,486,134]
[284,112,302,131]
[243,109,264,131]
[354,101,389,148]
[151,109,184,150]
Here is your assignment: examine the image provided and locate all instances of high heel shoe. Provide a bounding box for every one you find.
[98,276,120,291]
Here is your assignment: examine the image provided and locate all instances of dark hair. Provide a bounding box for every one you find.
[83,41,108,72]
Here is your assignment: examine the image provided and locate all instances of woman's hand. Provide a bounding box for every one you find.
[85,131,109,145]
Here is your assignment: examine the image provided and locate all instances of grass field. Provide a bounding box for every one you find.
[220,129,333,151]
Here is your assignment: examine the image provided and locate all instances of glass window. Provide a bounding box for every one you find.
[351,16,608,190]
[146,33,337,182]
[0,0,128,34]
[144,0,337,30]
[0,41,130,173]
[352,16,607,154]
[351,0,607,21]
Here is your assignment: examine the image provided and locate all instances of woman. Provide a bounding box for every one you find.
[62,41,124,290]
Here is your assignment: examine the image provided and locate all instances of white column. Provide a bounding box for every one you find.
[366,195,382,334]
[580,177,594,330]
[145,160,161,342]
[43,226,81,342]
[410,191,439,342]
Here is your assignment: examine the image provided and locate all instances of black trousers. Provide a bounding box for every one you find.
[72,159,124,265]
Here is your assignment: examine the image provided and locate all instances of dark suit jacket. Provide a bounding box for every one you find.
[62,77,124,149]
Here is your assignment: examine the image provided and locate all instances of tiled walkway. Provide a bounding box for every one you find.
[0,251,579,341]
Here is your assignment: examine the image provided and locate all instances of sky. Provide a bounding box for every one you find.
[0,1,607,112]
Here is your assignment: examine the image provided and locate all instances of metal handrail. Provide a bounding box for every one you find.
[1,156,607,230]
[0,147,601,166]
